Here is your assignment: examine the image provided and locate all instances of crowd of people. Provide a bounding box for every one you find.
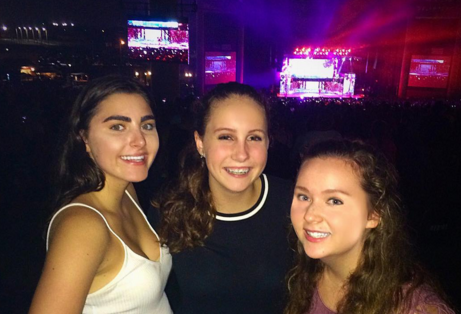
[1,77,460,313]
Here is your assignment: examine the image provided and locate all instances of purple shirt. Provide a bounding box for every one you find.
[307,286,455,314]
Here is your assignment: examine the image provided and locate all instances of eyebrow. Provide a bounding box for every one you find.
[323,189,351,196]
[103,115,130,123]
[294,186,309,193]
[294,186,351,196]
[103,115,155,123]
[141,115,155,122]
[214,128,267,134]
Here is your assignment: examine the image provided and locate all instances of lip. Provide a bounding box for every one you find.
[304,229,331,243]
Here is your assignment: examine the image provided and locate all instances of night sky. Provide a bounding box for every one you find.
[0,0,125,27]
[0,0,414,49]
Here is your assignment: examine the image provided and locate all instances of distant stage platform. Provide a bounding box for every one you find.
[277,92,365,99]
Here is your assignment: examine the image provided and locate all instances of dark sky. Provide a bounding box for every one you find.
[0,0,412,47]
[0,0,125,27]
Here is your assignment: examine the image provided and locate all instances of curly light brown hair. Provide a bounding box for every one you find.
[285,139,447,314]
[157,82,269,253]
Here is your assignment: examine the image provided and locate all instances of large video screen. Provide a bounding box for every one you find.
[205,52,236,85]
[289,58,335,80]
[408,55,450,89]
[127,20,189,63]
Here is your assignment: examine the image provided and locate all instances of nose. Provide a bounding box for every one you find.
[232,140,249,162]
[303,202,322,224]
[130,128,146,147]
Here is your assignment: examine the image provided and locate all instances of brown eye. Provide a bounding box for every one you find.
[248,135,262,141]
[297,194,309,202]
[110,124,125,131]
[327,198,343,206]
[142,122,156,131]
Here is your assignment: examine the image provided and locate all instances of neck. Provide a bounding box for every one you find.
[212,177,262,214]
[317,254,360,310]
[317,265,348,312]
[85,179,131,213]
[322,263,351,288]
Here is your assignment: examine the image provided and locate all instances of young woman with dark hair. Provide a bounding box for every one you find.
[29,76,172,314]
[287,139,454,314]
[155,82,293,313]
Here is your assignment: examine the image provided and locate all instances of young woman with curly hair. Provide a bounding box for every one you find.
[155,82,293,313]
[287,139,454,314]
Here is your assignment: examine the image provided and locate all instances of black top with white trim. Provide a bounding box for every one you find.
[163,174,294,314]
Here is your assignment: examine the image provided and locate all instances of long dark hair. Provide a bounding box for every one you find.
[285,139,447,314]
[158,82,269,253]
[52,75,155,211]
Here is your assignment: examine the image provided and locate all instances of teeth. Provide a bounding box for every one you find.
[307,231,330,238]
[226,168,249,175]
[121,155,145,161]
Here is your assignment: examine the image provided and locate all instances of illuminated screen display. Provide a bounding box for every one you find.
[289,58,335,80]
[127,20,189,63]
[408,55,450,88]
[205,52,236,85]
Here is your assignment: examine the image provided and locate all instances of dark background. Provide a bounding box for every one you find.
[1,0,460,312]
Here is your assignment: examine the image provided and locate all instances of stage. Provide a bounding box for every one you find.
[277,91,365,99]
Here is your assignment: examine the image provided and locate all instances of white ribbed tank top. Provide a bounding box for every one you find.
[47,190,173,314]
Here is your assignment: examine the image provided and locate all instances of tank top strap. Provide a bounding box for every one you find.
[46,203,126,251]
[124,190,160,241]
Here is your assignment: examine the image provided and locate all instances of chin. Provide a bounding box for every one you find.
[127,174,149,183]
[303,245,327,260]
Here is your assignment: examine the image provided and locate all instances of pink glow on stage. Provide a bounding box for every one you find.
[294,47,352,57]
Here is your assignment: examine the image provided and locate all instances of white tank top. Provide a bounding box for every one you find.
[47,190,173,314]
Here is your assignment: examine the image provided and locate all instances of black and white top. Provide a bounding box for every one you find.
[161,174,294,314]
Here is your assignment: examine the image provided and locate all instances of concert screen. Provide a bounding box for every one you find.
[205,52,236,85]
[408,55,451,89]
[289,58,335,80]
[127,20,189,63]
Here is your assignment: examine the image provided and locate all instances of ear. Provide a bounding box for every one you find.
[194,131,204,156]
[366,210,380,229]
[79,130,91,154]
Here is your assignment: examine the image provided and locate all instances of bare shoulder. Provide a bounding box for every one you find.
[48,205,111,255]
[29,206,112,314]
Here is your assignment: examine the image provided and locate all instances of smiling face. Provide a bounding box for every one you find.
[291,157,379,268]
[82,93,159,187]
[194,94,269,199]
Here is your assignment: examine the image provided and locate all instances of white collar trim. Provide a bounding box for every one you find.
[216,174,268,222]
